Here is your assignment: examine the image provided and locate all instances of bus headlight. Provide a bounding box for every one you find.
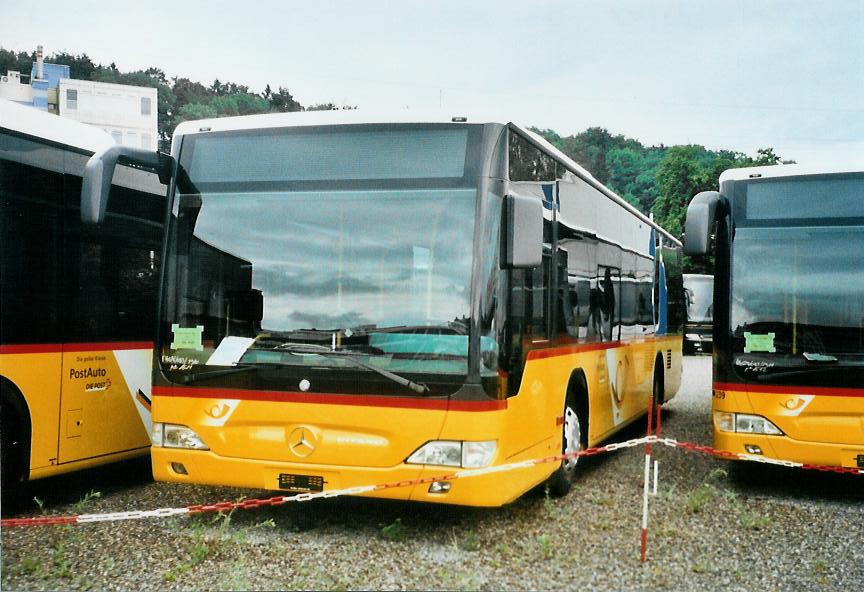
[714,412,783,435]
[152,423,210,450]
[461,441,497,468]
[406,440,496,468]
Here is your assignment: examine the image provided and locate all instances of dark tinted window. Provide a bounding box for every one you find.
[62,173,164,342]
[0,131,165,345]
[509,131,559,182]
[0,146,64,343]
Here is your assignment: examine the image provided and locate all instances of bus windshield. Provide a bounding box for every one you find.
[160,124,483,386]
[730,176,864,357]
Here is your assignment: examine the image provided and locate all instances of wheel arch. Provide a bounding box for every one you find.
[653,352,666,405]
[564,368,590,446]
[1,375,33,480]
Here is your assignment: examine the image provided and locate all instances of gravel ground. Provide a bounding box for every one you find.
[2,356,863,591]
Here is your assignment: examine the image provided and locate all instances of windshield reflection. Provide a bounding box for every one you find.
[731,226,864,355]
[194,189,474,330]
[162,189,478,377]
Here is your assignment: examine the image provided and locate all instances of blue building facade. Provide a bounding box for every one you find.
[30,62,70,109]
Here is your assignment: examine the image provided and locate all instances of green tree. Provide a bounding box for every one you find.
[233,93,269,115]
[268,86,302,112]
[652,145,713,238]
[172,77,211,108]
[175,102,218,123]
[753,147,781,166]
[46,51,98,80]
[0,48,34,77]
[606,147,644,207]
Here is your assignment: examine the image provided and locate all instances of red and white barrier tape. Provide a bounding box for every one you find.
[2,435,860,529]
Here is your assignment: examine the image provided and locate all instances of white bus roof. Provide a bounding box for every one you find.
[173,110,681,245]
[0,98,114,154]
[720,163,862,183]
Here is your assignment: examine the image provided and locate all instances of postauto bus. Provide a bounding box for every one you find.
[81,111,684,506]
[1,99,165,502]
[685,165,864,470]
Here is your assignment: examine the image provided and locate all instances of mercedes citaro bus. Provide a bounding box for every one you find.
[685,165,864,470]
[81,111,683,506]
[1,99,165,502]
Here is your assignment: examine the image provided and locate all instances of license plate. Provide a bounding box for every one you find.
[857,455,864,469]
[278,473,325,492]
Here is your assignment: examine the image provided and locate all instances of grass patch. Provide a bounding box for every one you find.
[380,518,405,542]
[72,490,101,514]
[536,534,553,560]
[458,530,481,552]
[686,484,714,514]
[52,540,73,579]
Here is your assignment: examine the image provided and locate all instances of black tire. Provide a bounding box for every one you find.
[1,395,27,511]
[546,397,586,497]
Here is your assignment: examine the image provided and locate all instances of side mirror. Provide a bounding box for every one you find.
[683,191,722,256]
[81,145,174,224]
[501,193,543,269]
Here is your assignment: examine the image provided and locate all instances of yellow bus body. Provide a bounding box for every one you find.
[152,337,680,506]
[0,344,151,480]
[713,383,864,469]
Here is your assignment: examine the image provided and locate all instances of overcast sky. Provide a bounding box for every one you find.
[2,0,862,167]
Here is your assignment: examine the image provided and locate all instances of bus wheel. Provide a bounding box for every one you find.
[0,394,27,510]
[546,399,584,497]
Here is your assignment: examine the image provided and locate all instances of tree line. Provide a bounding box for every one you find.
[0,48,353,152]
[1,47,792,264]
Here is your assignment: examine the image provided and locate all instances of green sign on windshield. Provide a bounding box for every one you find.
[744,332,776,353]
[171,324,204,351]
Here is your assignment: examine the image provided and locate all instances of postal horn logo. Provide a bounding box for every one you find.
[288,427,317,458]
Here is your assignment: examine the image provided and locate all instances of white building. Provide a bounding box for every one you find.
[59,79,158,150]
[0,71,35,104]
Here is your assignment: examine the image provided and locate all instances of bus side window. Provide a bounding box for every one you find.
[594,265,621,341]
[62,166,165,342]
[0,139,64,344]
[530,257,549,341]
[554,252,576,339]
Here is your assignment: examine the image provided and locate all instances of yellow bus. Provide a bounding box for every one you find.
[685,165,864,469]
[0,99,166,503]
[81,112,683,506]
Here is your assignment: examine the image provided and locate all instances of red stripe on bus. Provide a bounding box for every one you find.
[527,341,622,360]
[63,342,154,352]
[0,344,63,354]
[0,342,153,354]
[714,382,864,398]
[152,385,507,412]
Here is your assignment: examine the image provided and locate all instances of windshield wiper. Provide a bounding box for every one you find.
[278,343,430,394]
[289,344,430,394]
[175,364,258,384]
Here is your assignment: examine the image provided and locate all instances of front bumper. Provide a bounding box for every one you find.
[713,430,864,469]
[712,387,864,468]
[151,444,556,507]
